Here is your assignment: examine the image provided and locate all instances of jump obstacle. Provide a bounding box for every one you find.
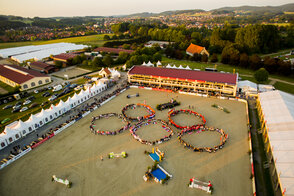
[52,175,72,188]
[108,151,128,159]
[189,177,212,194]
[149,148,165,162]
[126,93,139,98]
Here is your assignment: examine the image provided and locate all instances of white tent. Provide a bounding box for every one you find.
[25,114,41,131]
[3,127,21,144]
[146,61,154,66]
[258,90,294,196]
[13,120,29,137]
[185,65,191,70]
[157,61,162,66]
[0,133,8,150]
[178,65,184,69]
[172,65,177,69]
[166,64,172,68]
[142,62,147,65]
[238,80,258,95]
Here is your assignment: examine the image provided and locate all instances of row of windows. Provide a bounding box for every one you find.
[23,79,50,89]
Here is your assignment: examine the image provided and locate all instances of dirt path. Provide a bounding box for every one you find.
[240,74,294,85]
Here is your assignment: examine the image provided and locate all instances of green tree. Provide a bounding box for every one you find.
[239,53,249,68]
[103,35,110,40]
[92,57,103,67]
[210,53,218,63]
[254,68,269,83]
[72,55,82,65]
[201,54,208,62]
[102,54,114,67]
[249,54,262,70]
[54,61,63,68]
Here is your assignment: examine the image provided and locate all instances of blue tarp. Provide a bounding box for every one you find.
[149,153,160,162]
[151,168,166,181]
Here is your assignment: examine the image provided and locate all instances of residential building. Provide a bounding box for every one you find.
[186,43,210,57]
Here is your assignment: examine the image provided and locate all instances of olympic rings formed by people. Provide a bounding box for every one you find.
[168,109,206,129]
[130,119,173,145]
[122,103,155,122]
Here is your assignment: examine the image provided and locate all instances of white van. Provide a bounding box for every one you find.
[52,84,62,92]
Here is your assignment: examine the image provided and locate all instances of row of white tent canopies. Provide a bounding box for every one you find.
[0,81,107,150]
[165,64,192,70]
[142,61,162,67]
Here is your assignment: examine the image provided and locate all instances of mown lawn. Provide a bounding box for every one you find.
[273,82,294,95]
[240,75,271,85]
[0,34,112,49]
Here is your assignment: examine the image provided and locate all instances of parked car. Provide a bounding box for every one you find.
[48,95,57,101]
[34,90,39,94]
[1,118,10,124]
[63,88,72,95]
[26,96,35,101]
[3,104,13,110]
[20,107,28,112]
[70,84,78,89]
[13,104,22,110]
[12,107,21,113]
[41,101,49,106]
[15,101,22,106]
[29,103,39,108]
[47,86,52,90]
[53,84,62,92]
[42,92,51,97]
[23,100,32,105]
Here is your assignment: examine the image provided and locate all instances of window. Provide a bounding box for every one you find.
[23,130,26,135]
[1,142,5,147]
[45,118,48,122]
[50,115,53,119]
[71,104,73,108]
[55,112,58,116]
[23,84,28,89]
[35,124,38,128]
[78,100,80,104]
[40,121,43,126]
[29,127,32,132]
[31,82,36,87]
[45,79,49,83]
[38,80,43,85]
[59,110,61,114]
[9,137,13,142]
[15,134,19,139]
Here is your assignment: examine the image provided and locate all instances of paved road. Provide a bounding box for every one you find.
[0,73,128,160]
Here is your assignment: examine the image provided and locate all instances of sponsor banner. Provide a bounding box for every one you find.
[130,86,138,88]
[120,89,126,93]
[220,97,226,99]
[138,86,144,89]
[82,111,91,117]
[93,106,98,110]
[31,137,49,149]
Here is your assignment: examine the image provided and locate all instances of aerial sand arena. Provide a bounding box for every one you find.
[0,88,252,196]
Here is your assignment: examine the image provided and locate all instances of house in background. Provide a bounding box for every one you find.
[0,64,51,90]
[28,61,57,74]
[186,43,209,57]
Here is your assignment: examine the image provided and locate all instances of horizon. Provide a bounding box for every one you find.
[0,0,293,18]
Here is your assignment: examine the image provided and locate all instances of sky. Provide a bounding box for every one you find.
[0,0,293,17]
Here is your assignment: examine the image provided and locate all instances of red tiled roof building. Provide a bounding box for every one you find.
[186,43,209,57]
[0,64,51,90]
[128,66,237,96]
[29,61,57,74]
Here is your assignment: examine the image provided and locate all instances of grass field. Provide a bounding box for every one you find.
[273,82,294,95]
[0,88,252,196]
[0,34,112,49]
[53,67,92,79]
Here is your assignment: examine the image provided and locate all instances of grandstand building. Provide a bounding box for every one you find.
[128,66,238,96]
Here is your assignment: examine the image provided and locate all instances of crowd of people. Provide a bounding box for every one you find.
[90,113,130,135]
[156,99,180,111]
[122,103,156,122]
[177,126,228,153]
[130,119,174,145]
[168,109,206,129]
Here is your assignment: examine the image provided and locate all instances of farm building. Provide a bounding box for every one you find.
[0,64,51,90]
[186,43,209,57]
[128,66,237,96]
[0,43,87,63]
[256,90,294,196]
[52,53,78,67]
[28,61,57,74]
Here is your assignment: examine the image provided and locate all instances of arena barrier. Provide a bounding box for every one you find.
[0,147,32,170]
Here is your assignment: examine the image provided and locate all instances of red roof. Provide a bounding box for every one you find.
[128,66,237,85]
[30,61,55,71]
[93,47,134,54]
[53,53,77,61]
[0,64,49,84]
[186,43,205,54]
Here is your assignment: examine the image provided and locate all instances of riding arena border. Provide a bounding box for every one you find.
[168,109,206,129]
[122,103,155,122]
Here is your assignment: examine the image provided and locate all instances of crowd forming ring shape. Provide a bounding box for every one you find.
[90,113,130,135]
[129,119,174,145]
[177,126,228,153]
[168,109,206,129]
[122,103,156,122]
